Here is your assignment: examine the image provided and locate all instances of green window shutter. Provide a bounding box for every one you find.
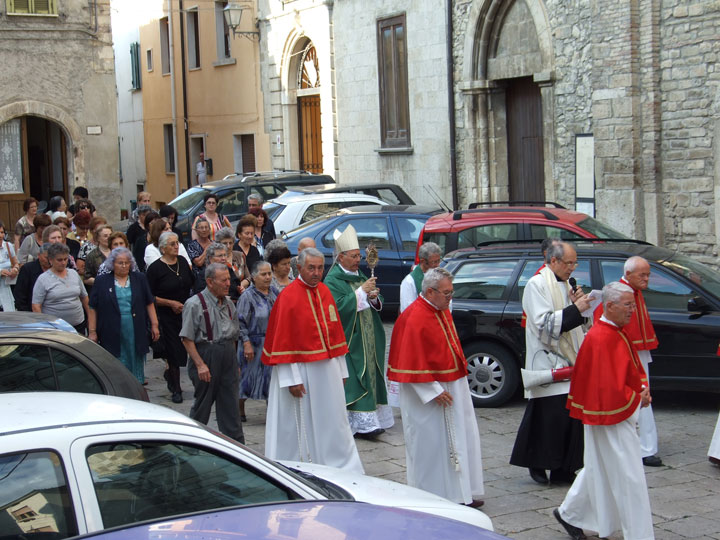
[33,0,52,13]
[130,42,141,90]
[9,0,31,13]
[8,0,57,14]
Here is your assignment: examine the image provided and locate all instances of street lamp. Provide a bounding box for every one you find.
[223,2,259,41]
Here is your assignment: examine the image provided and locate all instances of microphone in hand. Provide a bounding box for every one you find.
[569,277,578,293]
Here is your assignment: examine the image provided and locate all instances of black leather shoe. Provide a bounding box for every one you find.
[354,428,385,440]
[642,455,663,467]
[463,499,484,509]
[171,392,183,404]
[553,508,586,540]
[550,469,576,485]
[529,468,548,484]
[709,456,720,466]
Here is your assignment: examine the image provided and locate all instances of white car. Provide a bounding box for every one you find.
[264,192,389,235]
[0,393,492,538]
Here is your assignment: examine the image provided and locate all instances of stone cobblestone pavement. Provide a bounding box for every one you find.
[144,322,720,539]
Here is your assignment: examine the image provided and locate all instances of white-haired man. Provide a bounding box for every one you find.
[325,225,393,439]
[399,242,442,312]
[594,255,662,467]
[554,281,653,540]
[262,247,363,473]
[388,267,484,507]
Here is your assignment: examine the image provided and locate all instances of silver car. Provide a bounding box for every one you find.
[0,392,493,538]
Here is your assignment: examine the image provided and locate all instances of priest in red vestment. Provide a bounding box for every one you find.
[555,281,654,540]
[594,255,662,466]
[388,267,484,507]
[261,247,363,473]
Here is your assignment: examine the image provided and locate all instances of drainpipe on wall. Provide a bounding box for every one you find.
[178,0,191,190]
[446,0,459,210]
[168,0,180,196]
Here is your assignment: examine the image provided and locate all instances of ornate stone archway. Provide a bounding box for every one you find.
[459,0,555,204]
[0,100,84,185]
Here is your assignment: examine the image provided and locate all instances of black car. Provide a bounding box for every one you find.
[169,170,335,242]
[442,242,720,407]
[0,325,148,401]
[283,205,443,307]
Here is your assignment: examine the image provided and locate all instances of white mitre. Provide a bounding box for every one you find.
[333,224,360,253]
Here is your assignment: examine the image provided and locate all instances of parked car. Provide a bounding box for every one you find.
[442,241,720,407]
[0,311,77,333]
[417,201,632,261]
[283,205,444,307]
[278,182,416,205]
[168,171,334,242]
[0,392,493,539]
[265,192,389,235]
[77,501,507,540]
[0,330,147,400]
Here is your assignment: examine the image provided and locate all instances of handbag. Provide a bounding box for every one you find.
[2,242,18,286]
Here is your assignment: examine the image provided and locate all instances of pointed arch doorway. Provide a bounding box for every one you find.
[297,44,322,173]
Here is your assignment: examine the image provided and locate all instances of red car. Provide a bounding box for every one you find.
[416,201,631,262]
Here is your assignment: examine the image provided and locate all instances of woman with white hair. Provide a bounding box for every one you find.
[88,247,159,384]
[146,231,195,403]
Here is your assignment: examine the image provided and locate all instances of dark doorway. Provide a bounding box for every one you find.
[0,116,68,234]
[506,77,544,201]
[297,95,322,174]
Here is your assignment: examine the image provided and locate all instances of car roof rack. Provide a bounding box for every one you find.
[468,201,566,209]
[565,238,653,246]
[472,237,653,247]
[452,207,560,221]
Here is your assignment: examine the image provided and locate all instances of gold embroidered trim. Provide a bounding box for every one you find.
[569,392,637,416]
[306,288,328,354]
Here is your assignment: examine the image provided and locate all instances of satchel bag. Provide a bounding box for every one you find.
[2,242,18,286]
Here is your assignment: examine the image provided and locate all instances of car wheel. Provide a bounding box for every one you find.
[464,341,519,408]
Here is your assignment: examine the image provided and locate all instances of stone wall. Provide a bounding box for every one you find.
[0,0,120,219]
[332,1,452,204]
[659,0,719,266]
[452,0,719,265]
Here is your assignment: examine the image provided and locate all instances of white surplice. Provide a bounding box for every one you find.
[636,350,659,457]
[709,411,720,459]
[398,377,484,504]
[559,407,654,540]
[265,355,364,474]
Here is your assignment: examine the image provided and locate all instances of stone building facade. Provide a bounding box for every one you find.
[0,0,120,225]
[258,0,718,263]
[453,0,719,263]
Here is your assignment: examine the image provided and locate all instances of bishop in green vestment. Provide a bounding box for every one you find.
[325,225,393,438]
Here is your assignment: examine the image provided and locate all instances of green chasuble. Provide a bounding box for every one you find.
[410,264,424,294]
[324,264,388,412]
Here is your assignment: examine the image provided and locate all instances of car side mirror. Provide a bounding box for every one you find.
[688,296,711,314]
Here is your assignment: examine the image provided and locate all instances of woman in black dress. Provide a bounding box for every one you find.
[146,231,194,403]
[234,214,262,275]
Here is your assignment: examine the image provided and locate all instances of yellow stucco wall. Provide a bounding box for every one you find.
[140,1,270,206]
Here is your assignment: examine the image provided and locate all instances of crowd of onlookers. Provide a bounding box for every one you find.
[0,186,294,406]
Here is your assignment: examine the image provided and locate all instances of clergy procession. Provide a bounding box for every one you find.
[172,228,715,540]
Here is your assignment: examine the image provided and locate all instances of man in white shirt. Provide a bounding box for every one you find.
[399,242,442,313]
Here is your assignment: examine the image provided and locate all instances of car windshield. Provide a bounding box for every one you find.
[661,253,720,299]
[170,187,210,216]
[264,202,285,223]
[575,216,630,239]
[281,467,354,500]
